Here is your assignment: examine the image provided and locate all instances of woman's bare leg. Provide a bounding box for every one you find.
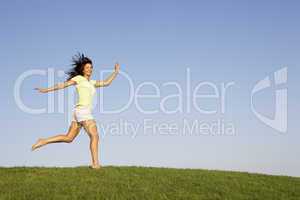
[81,119,100,169]
[31,121,82,151]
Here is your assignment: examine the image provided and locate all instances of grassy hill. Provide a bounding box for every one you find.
[0,166,299,200]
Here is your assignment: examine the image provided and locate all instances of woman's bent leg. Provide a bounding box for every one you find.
[31,121,82,151]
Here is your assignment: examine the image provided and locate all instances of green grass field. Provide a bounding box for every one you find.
[0,166,299,200]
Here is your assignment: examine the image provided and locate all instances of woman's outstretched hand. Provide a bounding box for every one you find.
[114,63,120,73]
[34,88,48,93]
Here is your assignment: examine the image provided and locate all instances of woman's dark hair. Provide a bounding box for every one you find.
[66,53,93,80]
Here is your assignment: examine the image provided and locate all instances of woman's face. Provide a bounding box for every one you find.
[83,63,93,76]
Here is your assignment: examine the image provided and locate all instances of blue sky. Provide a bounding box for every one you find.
[1,0,300,177]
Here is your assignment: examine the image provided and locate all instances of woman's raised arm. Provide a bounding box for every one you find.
[34,79,76,93]
[95,63,120,88]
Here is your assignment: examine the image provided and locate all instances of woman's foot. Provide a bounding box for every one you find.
[31,138,46,151]
[89,164,101,169]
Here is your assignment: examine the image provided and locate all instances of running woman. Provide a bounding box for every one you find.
[31,53,120,169]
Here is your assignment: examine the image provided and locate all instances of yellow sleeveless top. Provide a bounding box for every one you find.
[71,75,96,108]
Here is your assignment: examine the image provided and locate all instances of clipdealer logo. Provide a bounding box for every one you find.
[251,67,288,133]
[13,67,288,135]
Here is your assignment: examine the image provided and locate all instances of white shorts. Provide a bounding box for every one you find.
[72,106,94,122]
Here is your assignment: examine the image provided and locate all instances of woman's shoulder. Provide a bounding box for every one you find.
[70,75,85,83]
